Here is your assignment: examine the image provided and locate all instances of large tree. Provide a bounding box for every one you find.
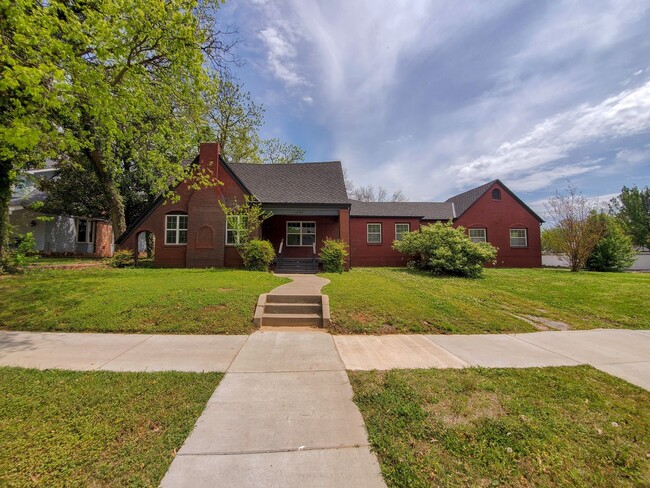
[205,74,304,164]
[609,186,650,249]
[0,0,73,257]
[544,186,605,272]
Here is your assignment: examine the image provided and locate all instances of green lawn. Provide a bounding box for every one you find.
[322,268,650,334]
[0,367,221,487]
[0,268,287,334]
[350,367,650,487]
[31,256,104,266]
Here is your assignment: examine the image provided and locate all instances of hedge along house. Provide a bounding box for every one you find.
[116,143,543,270]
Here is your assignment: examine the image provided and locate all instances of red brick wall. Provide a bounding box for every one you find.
[118,143,247,267]
[94,221,114,257]
[453,182,542,267]
[349,217,421,267]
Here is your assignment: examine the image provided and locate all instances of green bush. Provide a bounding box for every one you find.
[319,238,349,273]
[240,239,275,271]
[0,232,39,274]
[393,222,497,278]
[586,214,636,272]
[107,249,135,268]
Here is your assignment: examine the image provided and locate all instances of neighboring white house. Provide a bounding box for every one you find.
[9,164,114,257]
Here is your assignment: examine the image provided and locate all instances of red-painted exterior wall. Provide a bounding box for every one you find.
[262,215,341,259]
[453,182,542,267]
[349,217,421,267]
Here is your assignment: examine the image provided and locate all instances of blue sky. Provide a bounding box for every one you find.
[217,0,650,213]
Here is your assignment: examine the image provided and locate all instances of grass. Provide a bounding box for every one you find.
[0,268,288,334]
[0,367,221,487]
[321,268,650,334]
[31,257,103,266]
[350,366,650,487]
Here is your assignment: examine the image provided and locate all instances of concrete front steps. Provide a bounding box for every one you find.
[255,294,330,328]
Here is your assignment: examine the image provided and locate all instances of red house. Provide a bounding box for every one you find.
[116,143,543,269]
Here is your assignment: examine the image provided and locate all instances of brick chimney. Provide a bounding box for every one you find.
[199,142,220,178]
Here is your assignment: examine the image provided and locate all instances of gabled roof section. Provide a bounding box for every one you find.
[349,200,455,220]
[446,179,544,223]
[228,161,349,206]
[445,180,496,216]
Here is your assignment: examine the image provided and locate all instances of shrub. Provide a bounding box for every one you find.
[240,239,275,271]
[393,222,497,278]
[586,214,636,272]
[0,232,39,274]
[319,238,349,273]
[108,249,135,268]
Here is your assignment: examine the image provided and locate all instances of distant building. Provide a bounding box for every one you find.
[9,162,113,257]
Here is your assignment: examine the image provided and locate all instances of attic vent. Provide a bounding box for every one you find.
[492,189,501,200]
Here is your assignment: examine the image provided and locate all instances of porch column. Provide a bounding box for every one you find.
[339,208,351,269]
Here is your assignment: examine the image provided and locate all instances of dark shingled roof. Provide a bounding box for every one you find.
[228,161,349,205]
[445,180,496,216]
[349,200,455,220]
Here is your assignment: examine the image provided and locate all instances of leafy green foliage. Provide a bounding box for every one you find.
[239,239,275,271]
[259,138,305,164]
[586,214,636,272]
[0,231,38,274]
[0,368,221,486]
[319,238,349,273]
[393,222,497,278]
[350,367,650,487]
[0,268,288,334]
[107,249,135,268]
[609,185,650,249]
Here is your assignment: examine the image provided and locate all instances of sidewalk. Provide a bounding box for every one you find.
[1,329,649,389]
[160,330,386,488]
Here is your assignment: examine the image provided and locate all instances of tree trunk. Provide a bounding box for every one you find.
[146,232,155,258]
[88,148,127,240]
[0,157,13,259]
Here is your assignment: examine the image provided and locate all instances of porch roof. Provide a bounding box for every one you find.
[227,161,349,205]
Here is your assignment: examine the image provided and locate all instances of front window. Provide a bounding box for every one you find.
[287,221,316,246]
[367,223,382,244]
[510,228,527,247]
[226,215,247,246]
[77,219,94,243]
[165,214,188,245]
[395,223,410,241]
[469,228,487,243]
[492,189,501,200]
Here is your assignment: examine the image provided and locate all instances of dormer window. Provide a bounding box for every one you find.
[492,189,501,200]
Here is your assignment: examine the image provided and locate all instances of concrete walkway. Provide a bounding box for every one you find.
[2,329,649,390]
[270,273,330,295]
[160,331,386,487]
[335,329,650,390]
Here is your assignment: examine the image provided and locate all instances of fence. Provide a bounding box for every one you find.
[542,252,650,270]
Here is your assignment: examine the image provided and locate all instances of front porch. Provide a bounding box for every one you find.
[261,206,350,273]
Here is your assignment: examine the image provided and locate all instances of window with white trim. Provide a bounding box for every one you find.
[395,223,410,241]
[165,214,188,245]
[468,228,487,243]
[287,221,316,246]
[510,228,527,247]
[77,219,95,243]
[367,223,382,244]
[226,215,247,246]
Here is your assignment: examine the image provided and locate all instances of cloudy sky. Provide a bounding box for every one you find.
[217,0,650,212]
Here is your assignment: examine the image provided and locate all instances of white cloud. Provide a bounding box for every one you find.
[301,95,313,104]
[258,26,305,86]
[451,80,650,191]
